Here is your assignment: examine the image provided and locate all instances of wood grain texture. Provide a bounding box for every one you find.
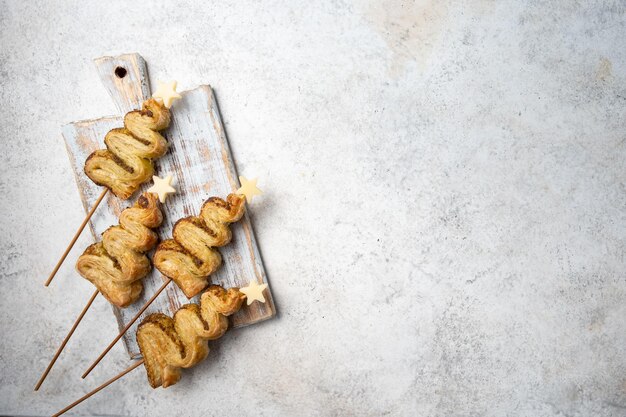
[62,54,275,358]
[93,54,151,114]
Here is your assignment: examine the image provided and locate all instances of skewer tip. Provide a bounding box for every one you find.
[51,359,143,417]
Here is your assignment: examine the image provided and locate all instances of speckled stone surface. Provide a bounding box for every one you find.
[1,1,625,416]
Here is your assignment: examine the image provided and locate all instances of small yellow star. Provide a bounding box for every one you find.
[236,176,262,202]
[147,174,176,203]
[152,80,181,108]
[239,280,268,305]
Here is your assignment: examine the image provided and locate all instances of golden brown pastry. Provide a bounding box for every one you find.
[84,99,170,199]
[76,193,163,307]
[137,285,245,388]
[153,194,245,298]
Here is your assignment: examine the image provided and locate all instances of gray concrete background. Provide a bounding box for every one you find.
[1,1,625,416]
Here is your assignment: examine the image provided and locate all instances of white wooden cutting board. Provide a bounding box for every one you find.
[62,53,275,358]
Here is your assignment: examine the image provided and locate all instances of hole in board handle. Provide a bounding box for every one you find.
[115,67,127,78]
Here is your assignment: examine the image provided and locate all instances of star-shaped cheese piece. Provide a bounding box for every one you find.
[147,174,176,203]
[152,80,181,108]
[236,176,262,202]
[240,280,268,305]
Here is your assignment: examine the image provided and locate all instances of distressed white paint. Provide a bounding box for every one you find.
[62,54,275,357]
[2,2,626,416]
[94,54,151,115]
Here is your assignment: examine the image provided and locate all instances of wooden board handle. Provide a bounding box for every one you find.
[93,53,151,114]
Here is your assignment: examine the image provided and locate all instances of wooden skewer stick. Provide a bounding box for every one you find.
[34,289,99,391]
[82,278,172,379]
[52,359,144,417]
[45,188,109,287]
